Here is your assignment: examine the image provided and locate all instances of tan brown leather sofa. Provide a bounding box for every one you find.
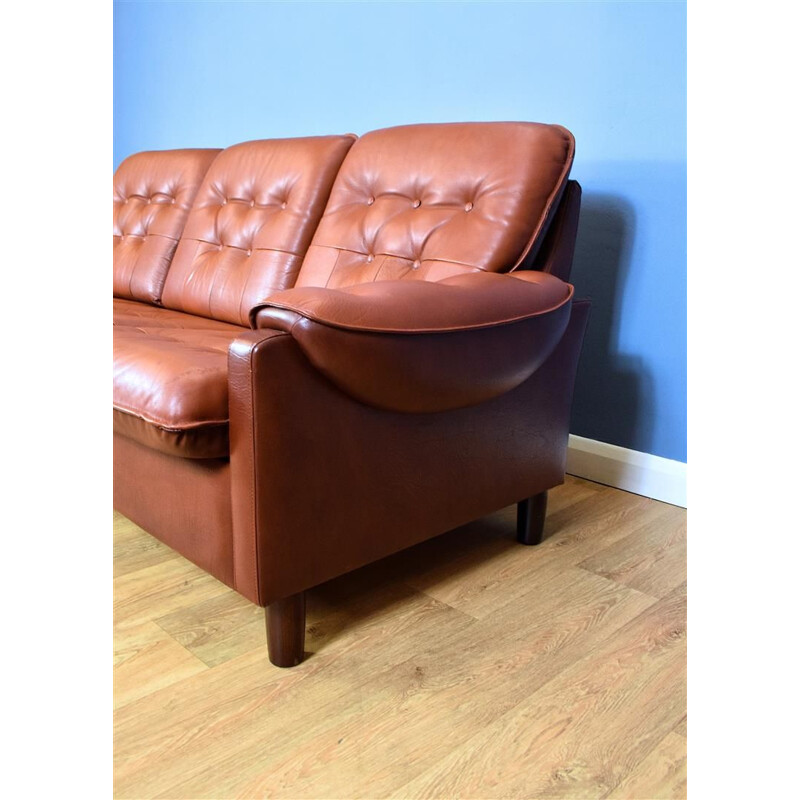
[113,123,588,667]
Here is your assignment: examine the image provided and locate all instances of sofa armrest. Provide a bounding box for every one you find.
[249,271,574,413]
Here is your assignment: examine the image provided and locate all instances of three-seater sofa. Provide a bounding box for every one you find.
[113,122,589,667]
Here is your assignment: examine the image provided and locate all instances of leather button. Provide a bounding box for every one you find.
[250,200,255,207]
[412,260,421,269]
[281,201,287,209]
[171,198,176,205]
[222,199,227,205]
[367,254,374,263]
[465,201,473,212]
[246,249,252,256]
[412,199,421,208]
[367,196,375,205]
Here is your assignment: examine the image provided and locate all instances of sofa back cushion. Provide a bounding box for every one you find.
[113,149,220,304]
[161,135,356,326]
[294,122,574,289]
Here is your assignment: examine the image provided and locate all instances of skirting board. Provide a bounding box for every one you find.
[566,434,687,508]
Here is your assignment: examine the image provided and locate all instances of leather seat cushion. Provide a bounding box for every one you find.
[113,298,243,330]
[113,301,244,458]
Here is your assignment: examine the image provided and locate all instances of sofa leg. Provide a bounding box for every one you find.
[265,592,306,668]
[517,491,548,546]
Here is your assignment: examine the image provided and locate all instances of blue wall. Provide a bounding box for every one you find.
[114,0,687,462]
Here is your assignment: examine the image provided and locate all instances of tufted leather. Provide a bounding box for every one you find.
[113,310,244,458]
[161,135,355,325]
[113,149,220,304]
[253,271,573,413]
[294,122,574,289]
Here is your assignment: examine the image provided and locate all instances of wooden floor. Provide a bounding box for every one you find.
[114,476,687,799]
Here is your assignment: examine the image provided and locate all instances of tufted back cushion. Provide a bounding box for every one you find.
[161,135,356,325]
[294,122,574,289]
[113,149,221,304]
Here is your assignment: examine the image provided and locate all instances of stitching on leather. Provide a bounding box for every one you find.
[249,334,284,602]
[311,126,574,279]
[308,244,490,272]
[262,283,574,335]
[236,331,291,604]
[237,253,301,325]
[189,237,304,259]
[143,231,181,242]
[323,248,341,289]
[247,339,260,601]
[509,129,575,272]
[112,405,229,429]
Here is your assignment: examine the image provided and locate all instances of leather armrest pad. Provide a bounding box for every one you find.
[250,271,574,413]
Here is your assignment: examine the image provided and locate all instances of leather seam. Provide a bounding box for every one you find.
[260,285,574,335]
[509,128,575,272]
[185,237,304,259]
[247,333,290,603]
[247,340,260,602]
[112,405,229,430]
[301,244,491,272]
[323,248,341,289]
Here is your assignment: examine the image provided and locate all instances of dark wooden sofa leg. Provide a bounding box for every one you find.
[517,491,548,546]
[266,592,306,667]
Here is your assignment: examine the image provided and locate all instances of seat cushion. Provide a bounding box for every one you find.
[113,149,221,304]
[113,298,242,330]
[295,122,575,289]
[113,301,243,458]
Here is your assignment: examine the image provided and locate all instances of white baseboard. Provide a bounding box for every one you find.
[566,434,687,507]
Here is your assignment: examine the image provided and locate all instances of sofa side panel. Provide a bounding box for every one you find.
[113,433,235,590]
[228,302,589,606]
[522,179,582,281]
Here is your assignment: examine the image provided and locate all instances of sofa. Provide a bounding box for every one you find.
[113,122,589,667]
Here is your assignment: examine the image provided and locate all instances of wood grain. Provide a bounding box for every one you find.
[393,583,687,799]
[114,622,208,709]
[579,504,687,598]
[607,731,688,799]
[114,555,230,629]
[113,510,180,578]
[154,592,266,668]
[113,476,687,799]
[403,487,673,620]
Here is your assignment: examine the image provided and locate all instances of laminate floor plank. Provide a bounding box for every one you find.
[579,505,687,599]
[218,570,654,800]
[113,479,687,800]
[606,731,688,799]
[113,510,180,578]
[155,591,267,668]
[114,556,231,629]
[393,584,687,800]
[406,489,674,619]
[114,622,208,709]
